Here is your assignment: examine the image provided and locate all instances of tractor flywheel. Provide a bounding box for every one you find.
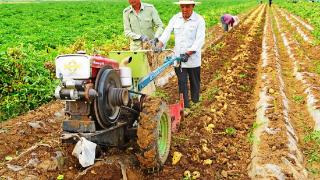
[94,68,127,129]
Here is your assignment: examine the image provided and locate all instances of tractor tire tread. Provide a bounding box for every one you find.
[136,97,171,173]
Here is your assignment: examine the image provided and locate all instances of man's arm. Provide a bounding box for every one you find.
[152,7,164,38]
[188,17,205,52]
[123,10,141,40]
[158,16,175,46]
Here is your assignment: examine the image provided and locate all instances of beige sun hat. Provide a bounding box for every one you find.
[174,0,201,5]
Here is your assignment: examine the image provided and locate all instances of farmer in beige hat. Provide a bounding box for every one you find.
[154,0,205,108]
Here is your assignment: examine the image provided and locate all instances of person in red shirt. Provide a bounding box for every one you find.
[220,14,239,32]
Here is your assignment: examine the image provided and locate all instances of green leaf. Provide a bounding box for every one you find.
[57,174,64,180]
[5,156,13,161]
[225,127,237,136]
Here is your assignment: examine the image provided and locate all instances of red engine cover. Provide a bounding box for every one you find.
[91,55,120,78]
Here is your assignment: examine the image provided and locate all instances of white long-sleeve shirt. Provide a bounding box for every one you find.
[159,12,205,68]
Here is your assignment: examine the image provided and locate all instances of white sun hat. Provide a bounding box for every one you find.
[174,0,201,5]
[233,16,240,26]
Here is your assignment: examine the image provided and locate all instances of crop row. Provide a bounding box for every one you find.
[277,0,320,42]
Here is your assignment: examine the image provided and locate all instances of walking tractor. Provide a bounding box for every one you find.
[54,50,184,171]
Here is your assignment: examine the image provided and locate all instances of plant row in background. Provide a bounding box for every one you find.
[277,0,320,42]
[0,0,258,121]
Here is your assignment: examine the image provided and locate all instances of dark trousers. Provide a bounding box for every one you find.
[174,67,201,108]
[221,16,228,32]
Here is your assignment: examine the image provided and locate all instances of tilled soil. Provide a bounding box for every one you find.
[248,7,308,179]
[269,5,320,179]
[153,4,266,179]
[1,3,320,180]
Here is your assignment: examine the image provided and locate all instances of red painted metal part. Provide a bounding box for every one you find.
[91,55,120,78]
[169,94,184,133]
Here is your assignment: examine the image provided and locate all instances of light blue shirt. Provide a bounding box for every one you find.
[159,12,205,68]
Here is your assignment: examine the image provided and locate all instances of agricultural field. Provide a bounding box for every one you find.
[1,0,320,179]
[0,0,257,121]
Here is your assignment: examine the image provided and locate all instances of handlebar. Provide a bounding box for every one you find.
[110,49,173,53]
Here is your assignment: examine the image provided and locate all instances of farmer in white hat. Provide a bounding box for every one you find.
[221,14,240,32]
[154,0,205,108]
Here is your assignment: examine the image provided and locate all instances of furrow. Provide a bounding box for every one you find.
[273,7,320,130]
[275,7,312,44]
[248,7,307,179]
[283,9,314,32]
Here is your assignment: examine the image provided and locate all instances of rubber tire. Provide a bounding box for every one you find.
[136,97,171,173]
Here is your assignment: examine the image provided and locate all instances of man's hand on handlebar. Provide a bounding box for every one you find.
[180,53,190,62]
[152,40,164,53]
[150,38,159,47]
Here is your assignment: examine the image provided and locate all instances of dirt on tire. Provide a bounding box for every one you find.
[136,96,171,173]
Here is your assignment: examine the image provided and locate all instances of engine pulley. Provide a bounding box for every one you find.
[93,68,128,129]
